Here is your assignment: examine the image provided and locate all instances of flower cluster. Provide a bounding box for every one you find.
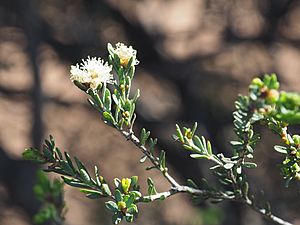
[113,42,139,67]
[70,56,114,89]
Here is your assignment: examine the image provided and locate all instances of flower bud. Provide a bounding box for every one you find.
[292,135,300,145]
[117,201,127,210]
[252,78,264,88]
[122,111,130,118]
[184,128,192,139]
[121,178,131,193]
[266,89,279,103]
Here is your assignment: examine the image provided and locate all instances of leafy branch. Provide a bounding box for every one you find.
[23,43,299,225]
[33,170,66,225]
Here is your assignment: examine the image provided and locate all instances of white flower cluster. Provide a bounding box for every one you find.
[70,57,114,89]
[113,42,139,67]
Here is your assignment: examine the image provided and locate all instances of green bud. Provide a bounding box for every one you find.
[292,135,300,145]
[252,77,264,88]
[120,84,125,92]
[117,201,127,210]
[266,89,279,103]
[121,178,131,193]
[122,111,130,118]
[184,128,192,139]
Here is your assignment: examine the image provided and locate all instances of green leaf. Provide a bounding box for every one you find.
[207,140,212,155]
[201,137,208,152]
[104,88,112,111]
[33,185,44,200]
[132,89,140,103]
[45,138,54,150]
[114,178,121,188]
[139,155,147,163]
[74,157,86,172]
[59,160,74,176]
[80,169,91,183]
[274,145,288,154]
[62,177,91,189]
[183,144,193,151]
[89,90,104,109]
[190,154,209,159]
[130,176,138,188]
[115,189,123,202]
[22,148,45,163]
[105,201,119,212]
[107,43,115,56]
[243,162,257,169]
[125,193,135,207]
[64,152,76,174]
[112,94,122,109]
[187,179,199,189]
[113,53,121,68]
[149,138,157,155]
[95,166,102,186]
[127,204,138,214]
[33,204,58,224]
[129,191,142,198]
[159,150,166,170]
[124,99,131,112]
[191,122,198,137]
[224,163,234,169]
[103,111,116,126]
[127,66,135,79]
[43,146,54,161]
[246,145,253,153]
[80,189,103,199]
[45,168,70,176]
[102,183,112,196]
[125,214,134,223]
[242,181,249,197]
[230,141,243,146]
[147,178,157,195]
[193,135,204,152]
[112,212,123,225]
[55,147,63,160]
[175,124,184,143]
[140,128,150,146]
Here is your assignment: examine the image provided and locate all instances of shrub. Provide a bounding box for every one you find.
[23,42,300,225]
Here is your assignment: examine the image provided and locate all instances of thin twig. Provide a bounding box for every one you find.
[243,198,293,225]
[120,130,180,187]
[118,129,293,225]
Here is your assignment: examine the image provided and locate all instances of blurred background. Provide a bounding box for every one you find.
[0,0,300,224]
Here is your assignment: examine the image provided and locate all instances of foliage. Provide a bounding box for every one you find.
[33,170,65,225]
[23,43,300,225]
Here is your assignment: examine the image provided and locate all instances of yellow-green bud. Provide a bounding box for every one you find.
[120,84,125,92]
[292,135,300,145]
[184,128,192,139]
[122,111,130,118]
[266,89,279,103]
[121,178,131,193]
[252,77,264,87]
[117,201,126,210]
[99,176,104,183]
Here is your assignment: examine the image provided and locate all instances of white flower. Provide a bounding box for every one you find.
[70,57,114,89]
[113,42,139,67]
